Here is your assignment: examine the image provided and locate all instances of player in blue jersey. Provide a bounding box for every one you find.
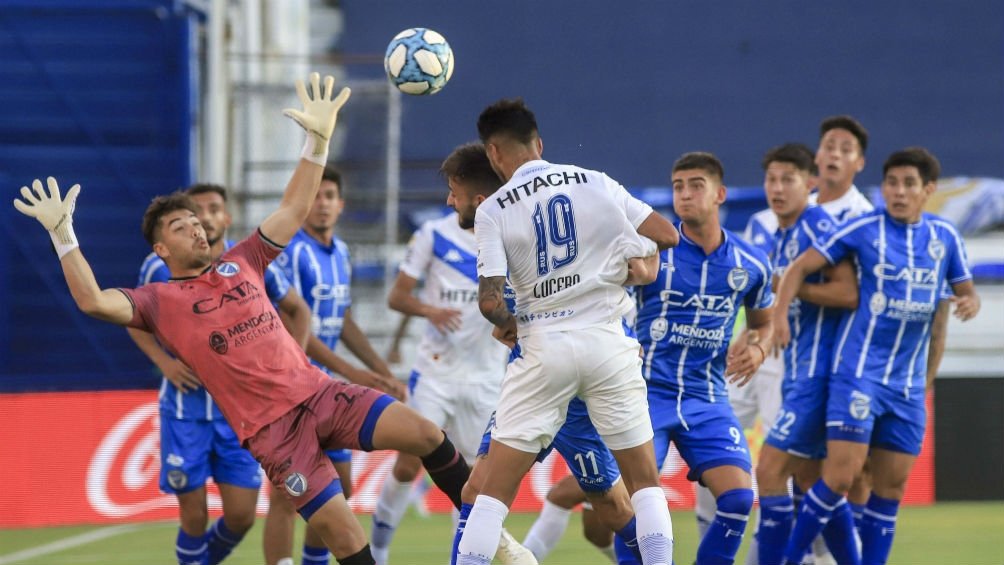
[635,152,775,565]
[749,145,861,565]
[773,147,980,565]
[266,166,403,565]
[126,183,313,565]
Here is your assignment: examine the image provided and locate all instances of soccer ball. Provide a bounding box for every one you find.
[384,28,454,95]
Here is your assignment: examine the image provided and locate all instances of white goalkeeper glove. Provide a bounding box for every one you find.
[13,177,81,258]
[282,72,351,165]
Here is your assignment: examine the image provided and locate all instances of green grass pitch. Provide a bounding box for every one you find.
[1,502,1001,564]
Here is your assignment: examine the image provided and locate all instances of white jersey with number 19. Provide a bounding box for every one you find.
[475,159,655,335]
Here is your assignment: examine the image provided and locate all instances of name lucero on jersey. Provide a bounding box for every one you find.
[495,171,589,210]
[533,273,581,298]
[659,290,735,317]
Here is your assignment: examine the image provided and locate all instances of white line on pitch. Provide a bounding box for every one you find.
[0,524,150,565]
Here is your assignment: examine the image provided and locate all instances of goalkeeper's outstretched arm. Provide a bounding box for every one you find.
[13,177,133,325]
[259,72,351,247]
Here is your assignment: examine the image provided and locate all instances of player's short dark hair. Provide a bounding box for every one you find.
[762,143,818,175]
[322,165,343,198]
[883,147,941,184]
[672,152,725,182]
[477,98,539,145]
[185,183,227,201]
[142,191,198,245]
[820,115,869,154]
[440,142,503,197]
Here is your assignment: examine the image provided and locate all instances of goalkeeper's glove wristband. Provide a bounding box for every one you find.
[49,215,79,259]
[300,134,329,166]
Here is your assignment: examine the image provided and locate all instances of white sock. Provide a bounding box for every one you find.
[457,495,508,565]
[276,559,294,565]
[598,543,617,563]
[522,500,573,560]
[630,487,674,565]
[371,475,413,552]
[371,544,389,565]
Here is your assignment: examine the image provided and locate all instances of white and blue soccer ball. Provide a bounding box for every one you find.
[384,27,454,95]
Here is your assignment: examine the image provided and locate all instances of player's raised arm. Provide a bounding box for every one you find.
[259,72,351,247]
[13,177,134,325]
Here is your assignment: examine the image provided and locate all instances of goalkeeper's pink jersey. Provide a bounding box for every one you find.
[120,230,326,443]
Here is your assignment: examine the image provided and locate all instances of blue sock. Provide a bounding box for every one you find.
[450,503,473,565]
[303,544,330,565]
[822,500,860,565]
[783,480,843,564]
[697,488,753,565]
[206,518,244,565]
[849,501,866,531]
[860,494,899,565]
[757,494,794,565]
[176,528,208,565]
[614,516,642,564]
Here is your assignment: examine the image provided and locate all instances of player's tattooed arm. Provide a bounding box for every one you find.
[479,275,517,347]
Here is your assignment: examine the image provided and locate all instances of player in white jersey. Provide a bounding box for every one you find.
[456,98,679,565]
[370,144,510,564]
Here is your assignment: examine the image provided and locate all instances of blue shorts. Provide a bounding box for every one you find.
[826,375,926,455]
[477,398,621,493]
[766,374,828,460]
[649,389,751,482]
[324,449,353,464]
[159,415,262,494]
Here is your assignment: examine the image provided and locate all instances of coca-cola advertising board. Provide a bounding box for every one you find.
[0,390,934,527]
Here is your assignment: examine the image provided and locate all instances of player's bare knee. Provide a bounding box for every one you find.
[413,417,445,455]
[224,511,255,534]
[392,454,423,482]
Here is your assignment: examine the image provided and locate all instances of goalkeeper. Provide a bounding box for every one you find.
[13,73,470,565]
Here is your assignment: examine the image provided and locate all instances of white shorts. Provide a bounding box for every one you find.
[492,322,653,453]
[409,371,501,462]
[727,353,784,430]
